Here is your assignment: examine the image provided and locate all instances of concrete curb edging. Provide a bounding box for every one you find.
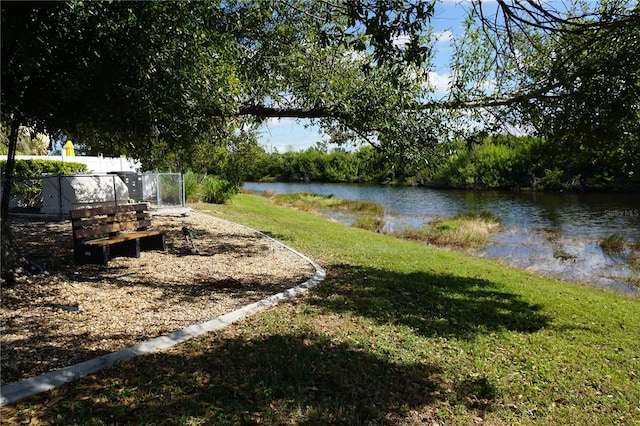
[0,234,325,406]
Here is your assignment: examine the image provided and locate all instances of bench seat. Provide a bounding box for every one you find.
[81,230,166,247]
[70,204,166,265]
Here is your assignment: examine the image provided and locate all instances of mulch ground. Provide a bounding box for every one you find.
[1,208,315,385]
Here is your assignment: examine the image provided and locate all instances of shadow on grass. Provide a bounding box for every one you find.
[310,263,550,339]
[4,261,551,423]
[6,332,445,424]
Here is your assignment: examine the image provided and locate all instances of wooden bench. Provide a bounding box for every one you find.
[70,203,166,265]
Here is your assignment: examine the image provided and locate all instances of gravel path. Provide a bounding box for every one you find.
[1,208,315,385]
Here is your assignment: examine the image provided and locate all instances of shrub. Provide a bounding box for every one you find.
[159,174,182,205]
[1,160,89,210]
[201,176,235,204]
[183,170,202,203]
[534,168,564,191]
[1,159,88,178]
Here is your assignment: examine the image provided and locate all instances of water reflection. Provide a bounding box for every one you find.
[244,182,640,294]
[479,228,637,294]
[245,182,640,240]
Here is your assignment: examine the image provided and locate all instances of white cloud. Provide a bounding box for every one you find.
[258,118,327,153]
[392,34,411,47]
[435,30,454,43]
[428,71,451,95]
[263,117,297,128]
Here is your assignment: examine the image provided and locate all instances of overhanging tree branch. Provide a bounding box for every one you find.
[236,104,333,118]
[229,81,566,118]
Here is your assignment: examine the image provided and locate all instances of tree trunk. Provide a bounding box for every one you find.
[1,119,34,284]
[1,215,28,284]
[1,119,19,216]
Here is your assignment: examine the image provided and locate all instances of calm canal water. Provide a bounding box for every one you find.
[244,182,640,294]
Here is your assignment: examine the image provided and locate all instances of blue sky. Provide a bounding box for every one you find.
[256,0,470,153]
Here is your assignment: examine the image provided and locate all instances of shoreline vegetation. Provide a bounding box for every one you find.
[4,193,638,424]
[263,190,502,245]
[262,191,640,285]
[393,211,501,250]
[600,233,640,280]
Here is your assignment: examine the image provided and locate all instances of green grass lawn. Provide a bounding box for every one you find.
[3,194,639,425]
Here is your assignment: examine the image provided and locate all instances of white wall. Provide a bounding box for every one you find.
[14,153,141,173]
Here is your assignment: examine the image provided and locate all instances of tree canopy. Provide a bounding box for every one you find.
[460,0,640,182]
[2,1,639,168]
[1,0,435,168]
[2,0,640,280]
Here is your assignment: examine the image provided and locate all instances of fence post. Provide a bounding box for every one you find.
[58,174,63,221]
[113,175,118,206]
[181,173,185,207]
[156,173,161,208]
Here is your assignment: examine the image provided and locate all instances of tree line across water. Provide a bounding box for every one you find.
[4,131,637,207]
[242,134,639,192]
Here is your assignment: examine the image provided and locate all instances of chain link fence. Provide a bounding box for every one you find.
[1,172,184,219]
[140,173,184,208]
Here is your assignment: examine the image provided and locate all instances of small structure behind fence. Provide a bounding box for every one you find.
[2,172,184,220]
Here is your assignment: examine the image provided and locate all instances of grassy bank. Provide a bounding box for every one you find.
[3,194,640,425]
[265,191,385,232]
